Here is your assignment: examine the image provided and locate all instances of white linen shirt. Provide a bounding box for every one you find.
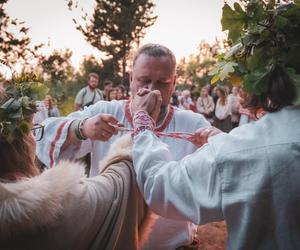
[133,106,300,250]
[36,99,210,250]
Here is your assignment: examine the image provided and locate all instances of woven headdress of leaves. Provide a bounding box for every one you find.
[0,63,49,142]
[209,0,300,105]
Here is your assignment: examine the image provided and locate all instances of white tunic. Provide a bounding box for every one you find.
[36,99,210,250]
[132,106,300,250]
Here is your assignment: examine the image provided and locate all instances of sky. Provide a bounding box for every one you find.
[5,0,229,68]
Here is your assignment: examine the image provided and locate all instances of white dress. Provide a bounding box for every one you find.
[36,99,210,250]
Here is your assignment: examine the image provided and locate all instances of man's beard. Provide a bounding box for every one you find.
[88,85,97,90]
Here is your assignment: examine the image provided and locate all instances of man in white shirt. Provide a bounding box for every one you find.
[37,43,210,250]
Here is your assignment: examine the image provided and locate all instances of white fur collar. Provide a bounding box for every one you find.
[0,161,85,236]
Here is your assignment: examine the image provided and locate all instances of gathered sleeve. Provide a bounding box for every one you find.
[132,130,223,225]
[36,104,98,167]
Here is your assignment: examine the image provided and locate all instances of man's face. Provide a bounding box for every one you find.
[130,54,176,107]
[88,76,99,89]
[201,88,208,96]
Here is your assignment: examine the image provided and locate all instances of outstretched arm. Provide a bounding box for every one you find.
[132,130,223,225]
[36,102,119,167]
[131,90,223,224]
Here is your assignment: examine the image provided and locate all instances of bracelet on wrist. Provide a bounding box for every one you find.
[72,118,88,141]
[78,118,88,140]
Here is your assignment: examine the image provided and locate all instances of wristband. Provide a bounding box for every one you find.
[132,110,155,136]
[72,118,88,141]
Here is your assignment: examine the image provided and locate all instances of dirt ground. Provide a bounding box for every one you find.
[197,221,227,250]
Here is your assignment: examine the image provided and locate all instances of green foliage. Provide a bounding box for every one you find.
[221,3,246,43]
[176,40,229,88]
[0,71,48,142]
[69,0,157,80]
[36,49,75,106]
[39,49,74,84]
[210,0,300,105]
[58,96,75,116]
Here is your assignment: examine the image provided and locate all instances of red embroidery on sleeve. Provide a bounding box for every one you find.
[49,120,69,167]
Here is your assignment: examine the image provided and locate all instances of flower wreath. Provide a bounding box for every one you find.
[0,62,48,142]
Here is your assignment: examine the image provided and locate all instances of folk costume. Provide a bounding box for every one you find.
[132,105,300,250]
[37,99,210,250]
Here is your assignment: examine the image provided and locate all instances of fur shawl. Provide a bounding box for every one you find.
[0,161,86,236]
[0,132,134,236]
[0,134,155,250]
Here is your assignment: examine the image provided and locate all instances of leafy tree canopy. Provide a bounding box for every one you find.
[68,0,157,80]
[210,0,300,105]
[177,40,229,88]
[36,49,75,105]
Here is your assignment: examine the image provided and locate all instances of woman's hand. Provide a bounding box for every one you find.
[190,126,222,148]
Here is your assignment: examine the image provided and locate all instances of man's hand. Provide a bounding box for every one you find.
[131,89,162,121]
[82,114,119,141]
[190,126,222,148]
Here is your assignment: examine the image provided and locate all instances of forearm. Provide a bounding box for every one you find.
[132,130,223,224]
[61,120,81,152]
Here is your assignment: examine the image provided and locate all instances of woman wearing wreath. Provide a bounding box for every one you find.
[0,75,148,250]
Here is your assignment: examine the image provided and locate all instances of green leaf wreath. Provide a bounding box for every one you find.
[0,65,49,142]
[209,0,300,105]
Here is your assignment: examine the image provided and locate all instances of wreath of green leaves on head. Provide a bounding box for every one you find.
[0,62,49,142]
[209,0,300,105]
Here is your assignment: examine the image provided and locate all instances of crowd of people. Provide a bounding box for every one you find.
[172,84,262,133]
[33,70,260,137]
[1,2,300,249]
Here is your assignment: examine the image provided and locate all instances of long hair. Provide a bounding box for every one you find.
[244,66,296,113]
[216,85,228,106]
[0,134,39,179]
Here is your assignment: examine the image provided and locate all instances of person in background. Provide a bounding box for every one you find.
[74,72,104,111]
[190,91,200,113]
[33,95,60,124]
[107,88,118,101]
[196,86,215,124]
[178,89,193,110]
[228,86,241,128]
[214,85,232,132]
[36,43,211,250]
[102,80,113,100]
[116,84,127,100]
[211,86,219,105]
[170,89,180,107]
